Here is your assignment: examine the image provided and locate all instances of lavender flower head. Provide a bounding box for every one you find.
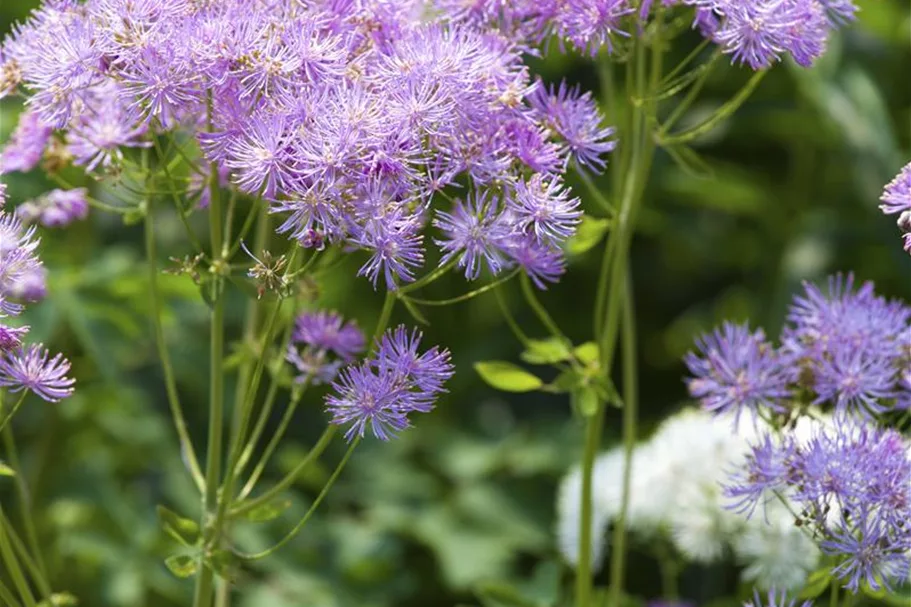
[0,109,52,174]
[727,418,911,593]
[18,188,89,227]
[286,310,365,384]
[880,162,911,254]
[325,325,454,442]
[744,590,812,607]
[684,322,791,422]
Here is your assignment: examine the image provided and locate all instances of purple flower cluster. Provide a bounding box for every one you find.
[325,325,453,441]
[0,185,73,403]
[17,188,89,227]
[880,162,911,254]
[286,310,365,384]
[685,274,911,420]
[727,420,911,592]
[1,1,621,292]
[0,109,51,174]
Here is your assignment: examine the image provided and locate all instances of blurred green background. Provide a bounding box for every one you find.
[0,2,909,606]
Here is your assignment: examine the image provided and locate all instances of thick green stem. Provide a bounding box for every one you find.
[0,576,22,607]
[145,194,205,493]
[575,414,601,607]
[0,508,35,607]
[193,94,227,607]
[607,274,638,607]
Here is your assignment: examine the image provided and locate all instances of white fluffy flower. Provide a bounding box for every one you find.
[734,499,821,591]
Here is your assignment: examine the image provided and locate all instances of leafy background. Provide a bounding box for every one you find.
[0,2,909,606]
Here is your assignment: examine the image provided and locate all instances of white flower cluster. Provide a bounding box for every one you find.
[555,408,821,591]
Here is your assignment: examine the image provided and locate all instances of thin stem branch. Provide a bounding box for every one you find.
[2,425,48,589]
[0,393,27,436]
[0,513,35,607]
[0,510,51,599]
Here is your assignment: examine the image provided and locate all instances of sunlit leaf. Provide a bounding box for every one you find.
[474,362,543,392]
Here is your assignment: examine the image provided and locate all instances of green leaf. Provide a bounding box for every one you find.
[164,554,199,579]
[208,549,239,582]
[37,593,79,607]
[798,566,831,600]
[238,499,292,523]
[0,460,15,477]
[474,362,543,393]
[520,338,572,365]
[476,581,536,607]
[571,385,599,417]
[157,505,200,547]
[566,216,610,256]
[573,342,599,366]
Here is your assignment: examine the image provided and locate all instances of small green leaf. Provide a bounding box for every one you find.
[238,499,292,523]
[475,361,543,393]
[164,554,199,579]
[520,338,572,365]
[36,592,79,607]
[573,342,599,366]
[0,461,15,477]
[208,549,239,582]
[571,385,599,417]
[121,207,146,226]
[547,369,581,394]
[567,216,611,256]
[157,505,201,547]
[798,566,831,600]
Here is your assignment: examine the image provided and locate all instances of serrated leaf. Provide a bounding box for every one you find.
[164,554,199,578]
[157,505,200,547]
[475,361,543,393]
[238,499,292,523]
[571,385,599,417]
[37,592,79,607]
[0,461,15,477]
[520,338,572,365]
[798,566,831,599]
[573,342,599,366]
[567,216,610,256]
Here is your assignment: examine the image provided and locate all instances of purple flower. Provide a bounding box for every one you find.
[508,175,581,244]
[684,322,791,421]
[822,516,911,592]
[711,0,830,69]
[0,324,28,352]
[812,347,896,416]
[504,234,566,289]
[881,164,911,215]
[556,0,635,56]
[433,191,514,280]
[292,311,365,362]
[223,111,296,198]
[0,344,74,402]
[325,326,453,441]
[66,85,149,171]
[528,80,616,174]
[18,188,89,227]
[354,214,425,290]
[0,110,52,174]
[725,433,790,516]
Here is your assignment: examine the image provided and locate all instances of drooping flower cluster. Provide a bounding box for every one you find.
[880,162,911,254]
[325,326,454,441]
[432,0,854,69]
[556,408,821,591]
[286,310,365,384]
[1,0,622,292]
[685,274,911,421]
[17,188,89,227]
[0,184,74,403]
[727,417,911,592]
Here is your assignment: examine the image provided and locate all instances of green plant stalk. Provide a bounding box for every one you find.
[0,510,51,598]
[0,393,27,436]
[0,576,22,607]
[2,422,48,592]
[193,94,227,607]
[230,424,337,518]
[145,192,205,493]
[237,379,310,501]
[237,437,360,560]
[607,273,639,607]
[0,512,35,607]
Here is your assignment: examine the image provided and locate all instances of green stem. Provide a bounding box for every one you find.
[657,69,767,145]
[403,269,519,306]
[654,540,679,600]
[519,274,570,344]
[151,136,204,253]
[236,437,359,560]
[373,291,396,344]
[237,379,310,501]
[230,425,337,518]
[145,191,205,493]
[494,287,530,347]
[575,412,601,607]
[0,576,22,607]
[2,424,48,590]
[0,510,51,598]
[828,579,838,607]
[0,393,27,436]
[0,513,35,607]
[194,93,227,607]
[607,274,638,607]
